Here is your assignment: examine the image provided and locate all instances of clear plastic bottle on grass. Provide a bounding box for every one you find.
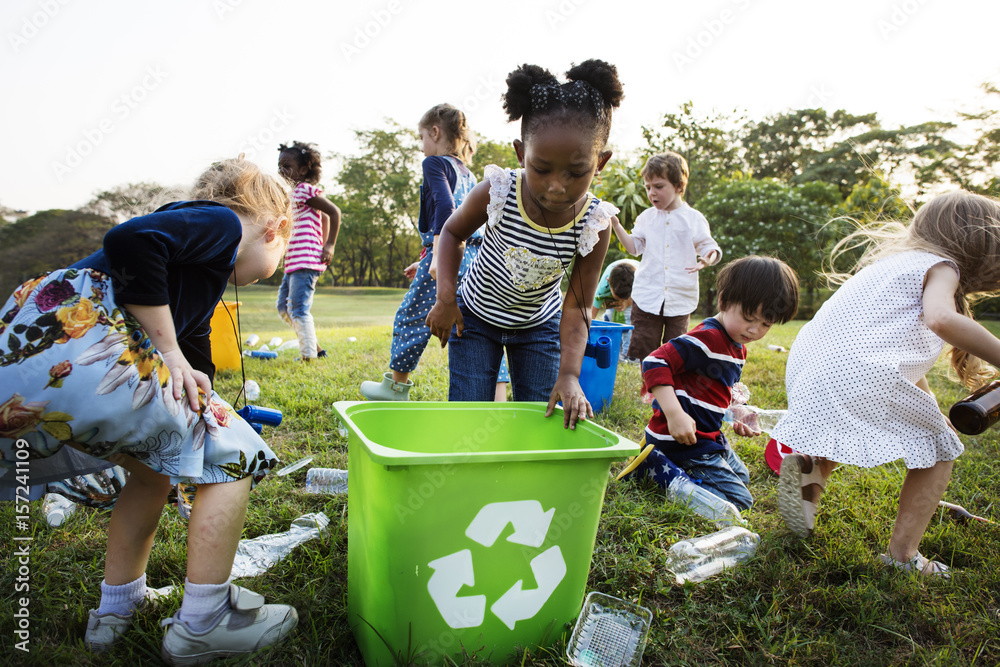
[305,468,348,494]
[42,493,76,527]
[243,380,260,401]
[665,526,760,584]
[666,474,747,528]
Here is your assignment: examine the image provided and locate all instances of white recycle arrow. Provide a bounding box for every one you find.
[426,550,486,629]
[490,546,567,630]
[465,500,555,548]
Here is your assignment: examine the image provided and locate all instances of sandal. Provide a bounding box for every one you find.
[879,551,951,579]
[777,453,826,538]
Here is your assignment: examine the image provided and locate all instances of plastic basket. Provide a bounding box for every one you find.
[566,591,652,667]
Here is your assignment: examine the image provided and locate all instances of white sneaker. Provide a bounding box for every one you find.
[160,584,297,666]
[85,585,174,652]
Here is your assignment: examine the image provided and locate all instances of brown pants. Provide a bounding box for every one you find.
[627,303,690,361]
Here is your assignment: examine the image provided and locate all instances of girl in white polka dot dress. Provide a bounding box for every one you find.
[772,191,1000,578]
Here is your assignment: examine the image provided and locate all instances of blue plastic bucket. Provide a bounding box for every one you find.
[579,321,633,414]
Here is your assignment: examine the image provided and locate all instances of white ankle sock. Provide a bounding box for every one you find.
[178,578,230,633]
[97,573,146,616]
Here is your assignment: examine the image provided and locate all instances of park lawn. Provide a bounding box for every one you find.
[2,285,999,666]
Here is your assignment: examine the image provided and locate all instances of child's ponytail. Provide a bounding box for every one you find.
[419,104,477,165]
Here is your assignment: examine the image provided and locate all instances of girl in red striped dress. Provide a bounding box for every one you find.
[276,141,342,361]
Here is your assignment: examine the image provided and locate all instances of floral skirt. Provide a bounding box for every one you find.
[0,269,279,490]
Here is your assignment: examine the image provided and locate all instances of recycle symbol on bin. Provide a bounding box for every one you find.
[427,500,567,630]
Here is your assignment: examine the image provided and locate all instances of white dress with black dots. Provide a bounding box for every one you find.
[771,250,964,469]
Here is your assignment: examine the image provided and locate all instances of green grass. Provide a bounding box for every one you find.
[2,287,999,666]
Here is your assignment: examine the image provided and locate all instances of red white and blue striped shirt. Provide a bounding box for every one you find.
[642,317,745,459]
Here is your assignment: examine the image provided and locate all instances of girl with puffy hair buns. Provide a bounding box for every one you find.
[427,59,625,429]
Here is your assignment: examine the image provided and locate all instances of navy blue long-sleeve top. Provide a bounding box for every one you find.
[418,155,463,236]
[70,201,241,381]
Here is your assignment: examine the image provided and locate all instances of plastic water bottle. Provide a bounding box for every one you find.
[244,380,261,401]
[666,475,747,527]
[305,468,348,494]
[277,339,299,352]
[268,336,283,348]
[724,405,786,435]
[245,334,260,347]
[665,526,760,584]
[42,493,77,527]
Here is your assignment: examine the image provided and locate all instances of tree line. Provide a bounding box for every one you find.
[2,85,997,307]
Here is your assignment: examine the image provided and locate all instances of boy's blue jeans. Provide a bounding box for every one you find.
[276,269,320,358]
[448,298,560,402]
[677,447,753,511]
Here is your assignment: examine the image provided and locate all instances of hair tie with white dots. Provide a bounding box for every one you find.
[530,80,605,119]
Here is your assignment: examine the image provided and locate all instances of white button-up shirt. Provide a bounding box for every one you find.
[630,202,721,317]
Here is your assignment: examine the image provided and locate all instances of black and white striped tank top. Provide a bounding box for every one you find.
[458,165,618,329]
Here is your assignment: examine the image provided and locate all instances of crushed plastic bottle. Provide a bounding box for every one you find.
[277,339,299,352]
[245,334,260,347]
[305,468,348,494]
[230,512,330,578]
[667,474,747,527]
[243,380,261,401]
[665,526,760,584]
[42,492,76,527]
[268,337,283,348]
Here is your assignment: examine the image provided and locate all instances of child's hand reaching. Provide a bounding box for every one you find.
[731,419,762,437]
[546,374,594,430]
[160,348,212,411]
[685,250,720,274]
[403,261,419,281]
[125,303,212,411]
[727,404,763,437]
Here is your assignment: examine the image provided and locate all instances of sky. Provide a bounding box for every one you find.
[3,0,999,213]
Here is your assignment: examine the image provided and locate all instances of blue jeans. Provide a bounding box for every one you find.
[276,269,320,357]
[676,447,753,511]
[448,299,560,402]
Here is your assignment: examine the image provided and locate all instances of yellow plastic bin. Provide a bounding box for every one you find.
[334,401,640,666]
[209,300,241,371]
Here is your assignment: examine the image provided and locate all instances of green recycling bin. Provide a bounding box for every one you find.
[334,401,640,666]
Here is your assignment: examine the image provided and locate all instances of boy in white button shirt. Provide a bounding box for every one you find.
[611,152,721,361]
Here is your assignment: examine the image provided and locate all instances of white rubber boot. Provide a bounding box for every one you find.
[360,373,413,401]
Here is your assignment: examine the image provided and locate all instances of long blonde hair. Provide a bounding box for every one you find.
[828,190,1000,388]
[191,156,292,240]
